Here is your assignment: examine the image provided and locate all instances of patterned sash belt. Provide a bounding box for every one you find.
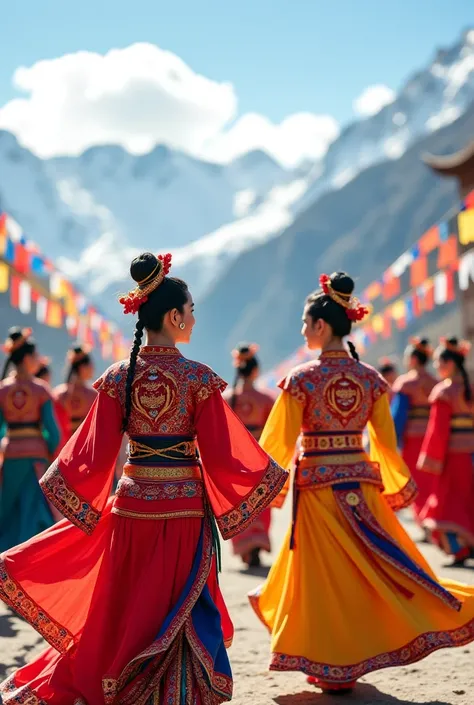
[114,434,204,521]
[448,414,474,453]
[123,464,202,481]
[127,434,198,464]
[6,421,42,439]
[300,431,364,456]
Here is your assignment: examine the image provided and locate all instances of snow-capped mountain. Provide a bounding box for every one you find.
[0,28,474,333]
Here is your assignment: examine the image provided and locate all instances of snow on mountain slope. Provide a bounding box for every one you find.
[0,29,473,325]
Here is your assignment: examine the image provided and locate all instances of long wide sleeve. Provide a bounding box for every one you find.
[368,392,417,510]
[390,392,409,447]
[195,391,288,540]
[417,399,452,474]
[259,390,303,508]
[40,391,124,534]
[41,399,61,456]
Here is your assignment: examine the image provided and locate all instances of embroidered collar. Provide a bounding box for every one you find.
[319,350,350,359]
[139,346,180,356]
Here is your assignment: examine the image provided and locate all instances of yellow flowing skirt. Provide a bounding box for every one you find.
[249,484,474,683]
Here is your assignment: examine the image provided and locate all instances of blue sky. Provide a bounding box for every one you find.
[1,0,472,164]
[3,0,471,121]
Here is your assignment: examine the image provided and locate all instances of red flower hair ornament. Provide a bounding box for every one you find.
[119,253,172,315]
[409,336,433,358]
[2,328,33,354]
[319,274,371,323]
[439,337,471,357]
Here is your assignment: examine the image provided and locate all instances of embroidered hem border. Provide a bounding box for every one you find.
[114,518,214,692]
[0,559,74,654]
[40,459,100,535]
[384,477,418,511]
[268,617,474,682]
[0,676,48,705]
[335,488,461,611]
[217,458,288,540]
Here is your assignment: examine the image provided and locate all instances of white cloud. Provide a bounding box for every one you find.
[204,113,339,167]
[353,84,395,117]
[0,43,338,167]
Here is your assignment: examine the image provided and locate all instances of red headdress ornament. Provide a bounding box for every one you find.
[119,253,173,315]
[319,274,371,323]
[409,336,433,358]
[232,343,260,368]
[439,337,471,357]
[2,328,33,354]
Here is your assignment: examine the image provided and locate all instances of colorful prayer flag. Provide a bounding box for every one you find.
[0,262,9,293]
[458,210,474,246]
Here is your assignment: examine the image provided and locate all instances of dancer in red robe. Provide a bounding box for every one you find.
[0,252,287,705]
[224,344,275,567]
[418,337,474,566]
[54,344,97,446]
[391,338,437,525]
[35,357,70,456]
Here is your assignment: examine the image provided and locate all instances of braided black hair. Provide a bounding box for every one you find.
[65,344,92,383]
[439,337,472,403]
[1,327,36,380]
[405,338,431,367]
[122,320,145,432]
[305,272,360,362]
[230,344,259,410]
[121,253,189,433]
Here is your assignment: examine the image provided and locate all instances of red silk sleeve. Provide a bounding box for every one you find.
[417,399,452,474]
[40,391,124,534]
[195,392,288,540]
[53,399,72,456]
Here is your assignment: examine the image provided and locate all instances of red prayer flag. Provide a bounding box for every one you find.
[424,281,435,311]
[465,191,474,210]
[437,235,458,269]
[446,267,456,303]
[419,226,440,255]
[10,275,20,308]
[14,243,30,274]
[411,291,421,318]
[410,256,428,288]
[383,272,401,300]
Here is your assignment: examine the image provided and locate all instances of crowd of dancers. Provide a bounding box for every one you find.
[0,254,473,703]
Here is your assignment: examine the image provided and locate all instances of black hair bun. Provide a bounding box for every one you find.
[447,336,459,346]
[419,338,430,346]
[8,327,23,341]
[329,271,354,296]
[130,252,159,284]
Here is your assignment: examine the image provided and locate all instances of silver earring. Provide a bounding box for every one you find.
[179,323,186,330]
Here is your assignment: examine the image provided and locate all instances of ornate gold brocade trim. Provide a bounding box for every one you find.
[123,464,202,480]
[301,433,363,452]
[112,507,205,520]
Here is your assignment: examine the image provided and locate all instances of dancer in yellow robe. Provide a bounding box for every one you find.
[249,271,474,695]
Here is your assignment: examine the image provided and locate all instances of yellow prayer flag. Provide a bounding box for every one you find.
[371,314,384,334]
[391,300,406,321]
[0,261,9,293]
[458,210,474,246]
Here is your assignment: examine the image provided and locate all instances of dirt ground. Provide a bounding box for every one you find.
[0,506,473,705]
